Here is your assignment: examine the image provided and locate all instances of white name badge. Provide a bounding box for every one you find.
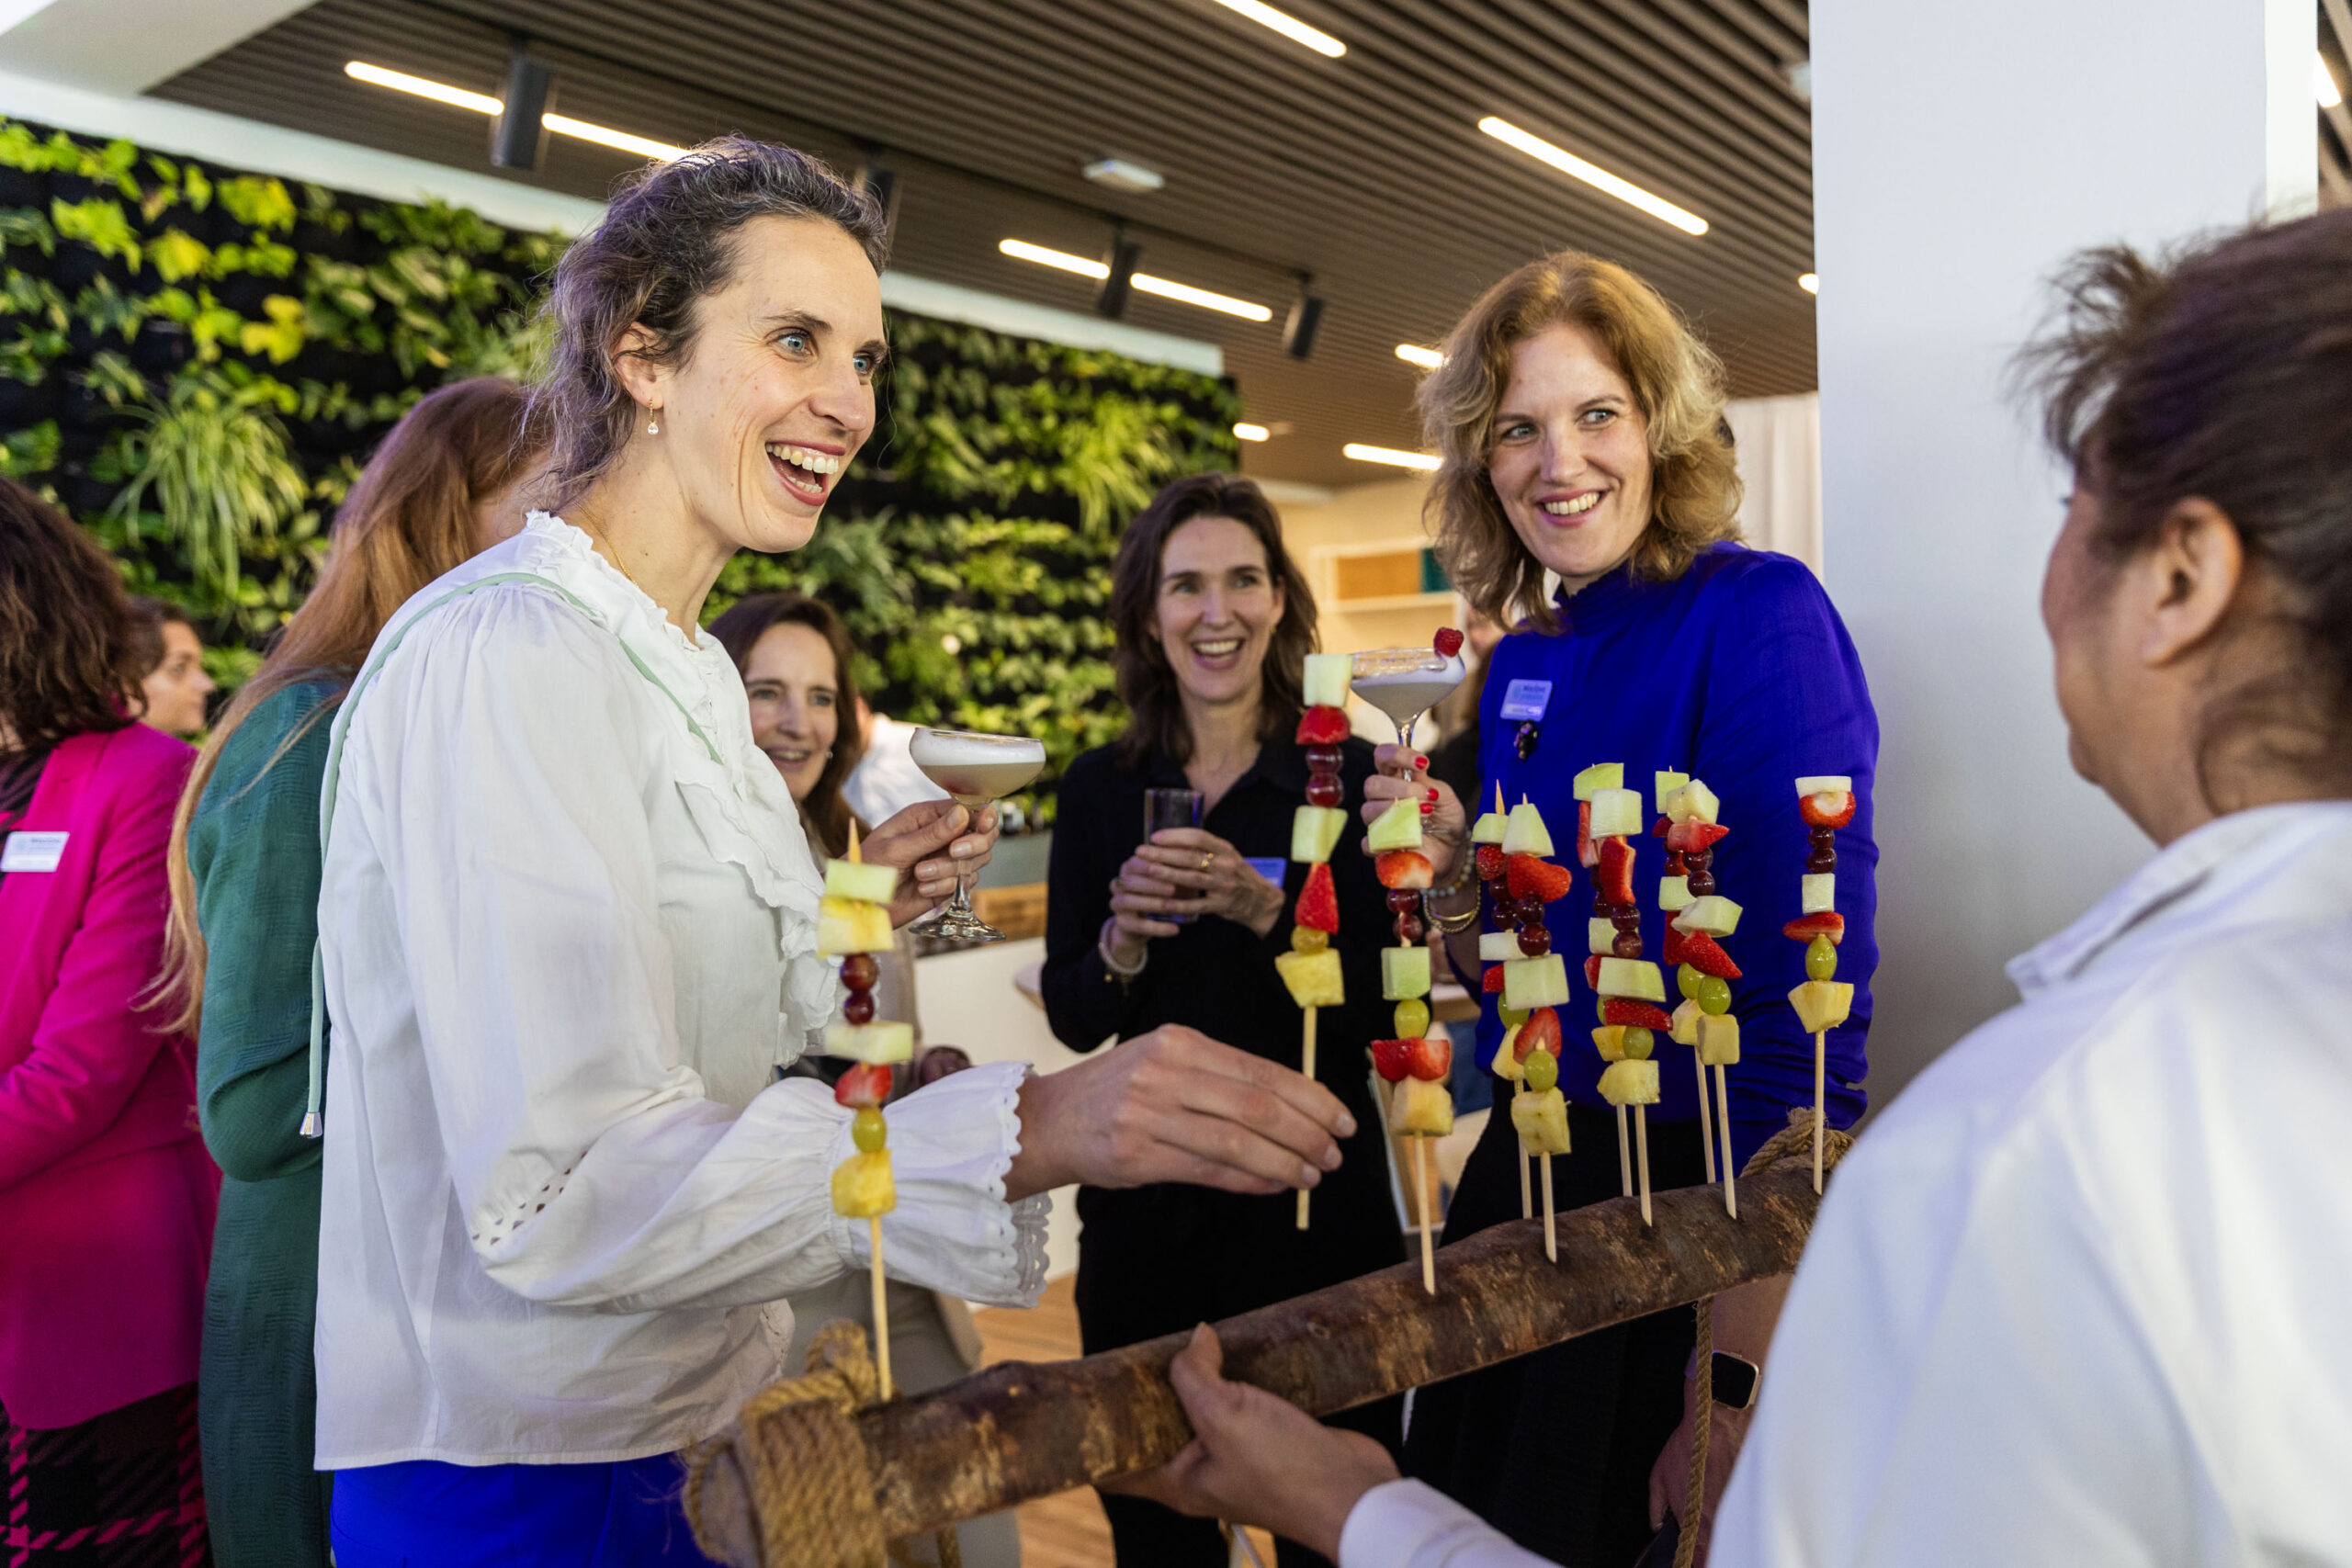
[1245,856,1288,886]
[1,830,68,873]
[1498,680,1553,722]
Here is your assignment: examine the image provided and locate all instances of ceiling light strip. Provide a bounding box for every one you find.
[999,239,1272,321]
[543,114,686,162]
[1234,423,1271,442]
[2323,51,2346,109]
[345,61,684,162]
[1343,443,1441,471]
[1798,273,1819,295]
[1207,0,1345,59]
[1476,116,1708,237]
[1394,344,1444,369]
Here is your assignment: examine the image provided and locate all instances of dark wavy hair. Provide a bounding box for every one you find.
[707,590,866,858]
[0,477,138,753]
[1108,472,1317,768]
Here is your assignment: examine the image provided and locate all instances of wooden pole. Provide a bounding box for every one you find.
[1412,1136,1436,1295]
[1715,1064,1737,1220]
[1813,1031,1826,1195]
[1296,1008,1318,1231]
[1539,1154,1556,1261]
[1615,1102,1633,1197]
[1694,1051,1717,1185]
[1634,1104,1653,1227]
[869,1216,893,1403]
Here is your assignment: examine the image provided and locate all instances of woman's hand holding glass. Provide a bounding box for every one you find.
[1106,828,1285,964]
[1361,744,1469,884]
[862,799,999,928]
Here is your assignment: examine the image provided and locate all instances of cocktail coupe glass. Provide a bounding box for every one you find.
[905,727,1048,944]
[1350,646,1469,753]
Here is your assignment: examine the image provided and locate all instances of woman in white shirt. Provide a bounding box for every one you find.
[312,138,1356,1568]
[1114,207,2352,1568]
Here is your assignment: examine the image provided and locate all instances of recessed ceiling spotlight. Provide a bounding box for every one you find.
[1799,273,1819,295]
[1207,0,1345,59]
[1343,443,1442,471]
[997,238,1273,322]
[1395,344,1445,369]
[1084,156,1167,194]
[1234,423,1271,442]
[1477,116,1708,236]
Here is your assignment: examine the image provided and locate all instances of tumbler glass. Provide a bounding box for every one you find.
[1143,787,1204,924]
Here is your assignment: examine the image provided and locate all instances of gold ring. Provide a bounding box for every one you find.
[1200,852,1214,871]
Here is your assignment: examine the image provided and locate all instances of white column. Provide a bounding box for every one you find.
[1811,0,2315,1105]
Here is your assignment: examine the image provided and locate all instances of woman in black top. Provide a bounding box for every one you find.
[1043,473,1404,1568]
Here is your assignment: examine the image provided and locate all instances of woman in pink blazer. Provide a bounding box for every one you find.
[0,477,219,1564]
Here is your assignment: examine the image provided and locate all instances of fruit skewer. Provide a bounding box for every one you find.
[1578,765,1671,1225]
[1650,771,1713,1186]
[1368,762,1449,1288]
[1466,784,1527,1221]
[1487,794,1572,1258]
[1658,776,1743,1220]
[1275,654,1357,1231]
[1787,776,1859,1194]
[815,823,913,1400]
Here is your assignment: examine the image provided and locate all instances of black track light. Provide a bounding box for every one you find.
[1283,280,1326,360]
[1097,231,1141,320]
[854,144,900,241]
[490,49,553,171]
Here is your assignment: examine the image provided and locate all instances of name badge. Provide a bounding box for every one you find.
[1498,679,1553,722]
[1,830,67,873]
[1244,856,1288,887]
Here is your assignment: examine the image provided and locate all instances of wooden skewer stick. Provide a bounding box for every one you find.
[1716,1062,1737,1219]
[1615,1102,1633,1197]
[1539,1152,1556,1261]
[1296,1008,1318,1231]
[1634,1103,1654,1227]
[870,1214,894,1402]
[1412,1136,1436,1296]
[1695,1050,1718,1185]
[1813,1030,1827,1195]
[1517,1082,1532,1221]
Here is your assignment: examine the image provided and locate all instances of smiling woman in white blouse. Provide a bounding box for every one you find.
[309,139,1357,1568]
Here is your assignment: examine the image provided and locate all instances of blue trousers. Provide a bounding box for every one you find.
[330,1454,722,1567]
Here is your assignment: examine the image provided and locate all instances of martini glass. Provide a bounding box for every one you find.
[1350,646,1468,751]
[905,727,1047,944]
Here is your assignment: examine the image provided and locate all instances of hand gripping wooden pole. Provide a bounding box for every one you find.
[688,1149,1837,1567]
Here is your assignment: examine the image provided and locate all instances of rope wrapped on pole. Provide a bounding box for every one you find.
[689,1114,1852,1568]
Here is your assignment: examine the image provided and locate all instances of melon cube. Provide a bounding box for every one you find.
[1503,953,1570,1011]
[1663,779,1721,824]
[1275,949,1345,1010]
[823,859,899,905]
[1571,763,1623,801]
[1391,1074,1454,1137]
[1658,874,1693,911]
[1591,1023,1628,1063]
[1597,1059,1659,1106]
[817,897,895,956]
[1655,771,1690,812]
[1491,1024,1525,1081]
[1801,873,1836,914]
[823,1020,916,1064]
[1302,652,1353,710]
[1595,958,1665,1002]
[1789,980,1854,1034]
[1382,945,1432,1001]
[1511,1088,1572,1155]
[831,1149,897,1217]
[1478,931,1521,963]
[1793,774,1852,797]
[1470,811,1507,845]
[1291,806,1347,864]
[1588,918,1618,955]
[1669,998,1702,1045]
[1366,798,1425,852]
[1670,896,1743,937]
[1696,1012,1742,1066]
[1588,786,1643,840]
[1500,803,1555,856]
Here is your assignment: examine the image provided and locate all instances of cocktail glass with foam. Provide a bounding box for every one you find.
[906,728,1047,944]
[1350,646,1467,750]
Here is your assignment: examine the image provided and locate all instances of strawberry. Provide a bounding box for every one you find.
[1375,850,1433,889]
[1660,922,1692,968]
[1482,964,1507,994]
[1406,1034,1453,1081]
[1516,1005,1563,1059]
[1680,931,1743,979]
[1585,954,1606,990]
[1651,816,1670,838]
[1576,800,1598,868]
[1475,843,1505,880]
[1432,626,1464,659]
[1295,863,1340,932]
[1595,836,1635,905]
[1505,852,1573,905]
[1782,912,1847,945]
[1602,998,1675,1032]
[1798,790,1857,829]
[833,1062,894,1109]
[1372,1038,1415,1083]
[1295,705,1351,747]
[1665,820,1732,853]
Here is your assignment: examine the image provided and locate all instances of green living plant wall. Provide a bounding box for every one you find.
[0,116,1243,807]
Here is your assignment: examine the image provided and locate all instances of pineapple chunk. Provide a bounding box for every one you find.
[1381,945,1432,1001]
[1696,1012,1742,1066]
[817,896,895,956]
[1511,1088,1572,1155]
[1500,803,1555,856]
[831,1150,897,1217]
[1571,763,1623,801]
[1302,653,1353,709]
[1663,779,1721,824]
[1391,1075,1454,1137]
[1366,798,1425,852]
[1491,1025,1525,1081]
[1789,980,1854,1034]
[1655,771,1690,812]
[1595,958,1665,1002]
[1470,811,1508,845]
[1588,786,1643,839]
[1671,896,1743,937]
[1275,949,1346,1009]
[1793,774,1852,797]
[1587,918,1618,955]
[822,859,899,905]
[1802,874,1836,914]
[1670,998,1702,1045]
[823,1021,915,1064]
[1658,874,1693,911]
[1503,953,1570,1010]
[1291,807,1347,864]
[1592,1023,1629,1063]
[1597,1059,1659,1106]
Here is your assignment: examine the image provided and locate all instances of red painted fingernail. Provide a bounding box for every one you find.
[1427,787,1440,801]
[1420,802,1435,815]
[1417,755,1430,769]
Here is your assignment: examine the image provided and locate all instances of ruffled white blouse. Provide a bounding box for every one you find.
[312,513,1046,1468]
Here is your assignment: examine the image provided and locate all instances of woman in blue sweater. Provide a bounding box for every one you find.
[1370,254,1878,1563]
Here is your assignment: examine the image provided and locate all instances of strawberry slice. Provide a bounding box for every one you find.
[1505,852,1573,905]
[1651,816,1670,838]
[1585,954,1606,990]
[1782,912,1847,945]
[834,1062,894,1109]
[1372,1038,1415,1083]
[1576,801,1598,869]
[1475,843,1505,881]
[1295,705,1351,746]
[1482,964,1507,994]
[1798,790,1857,829]
[1659,922,1692,968]
[1407,1034,1453,1081]
[1295,863,1340,931]
[1516,1005,1563,1060]
[1595,836,1635,905]
[1681,931,1743,979]
[1433,626,1464,659]
[1375,850,1433,889]
[1665,820,1732,853]
[1602,998,1675,1031]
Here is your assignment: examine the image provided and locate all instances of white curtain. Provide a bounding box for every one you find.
[1724,392,1822,574]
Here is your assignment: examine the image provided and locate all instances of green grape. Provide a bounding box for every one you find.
[1523,1047,1559,1093]
[851,1107,888,1154]
[1697,976,1733,1016]
[1678,963,1703,1000]
[1499,1004,1530,1027]
[1621,1026,1655,1061]
[1805,935,1838,982]
[1394,998,1431,1038]
[1598,998,1613,1024]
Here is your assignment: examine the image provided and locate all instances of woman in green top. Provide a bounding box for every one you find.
[161,378,547,1567]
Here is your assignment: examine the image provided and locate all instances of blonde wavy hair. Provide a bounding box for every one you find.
[1419,251,1741,632]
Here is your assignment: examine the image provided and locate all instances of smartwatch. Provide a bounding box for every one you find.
[1687,1349,1761,1410]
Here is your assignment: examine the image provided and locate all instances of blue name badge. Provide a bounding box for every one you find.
[1498,679,1553,722]
[1245,856,1288,887]
[0,830,66,873]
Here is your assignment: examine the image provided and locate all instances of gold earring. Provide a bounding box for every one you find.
[648,413,660,434]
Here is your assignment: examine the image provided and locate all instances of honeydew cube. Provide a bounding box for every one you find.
[1663,779,1721,824]
[1275,949,1346,1009]
[1669,998,1702,1045]
[1789,980,1854,1034]
[1655,771,1690,812]
[1597,1059,1660,1106]
[1302,652,1353,709]
[1479,931,1521,963]
[1291,806,1347,864]
[823,1020,916,1064]
[1588,918,1618,955]
[1592,1024,1629,1063]
[1794,774,1853,797]
[1382,945,1432,1001]
[1366,798,1425,852]
[1511,1088,1572,1155]
[1503,953,1570,1011]
[1571,763,1623,801]
[1588,786,1644,840]
[823,859,899,905]
[831,1149,897,1217]
[1658,875,1693,911]
[1492,1024,1525,1081]
[1391,1075,1454,1137]
[1470,811,1508,845]
[817,897,895,956]
[1696,1012,1742,1067]
[1501,803,1555,856]
[1801,873,1836,914]
[1670,896,1743,937]
[1595,958,1665,1002]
